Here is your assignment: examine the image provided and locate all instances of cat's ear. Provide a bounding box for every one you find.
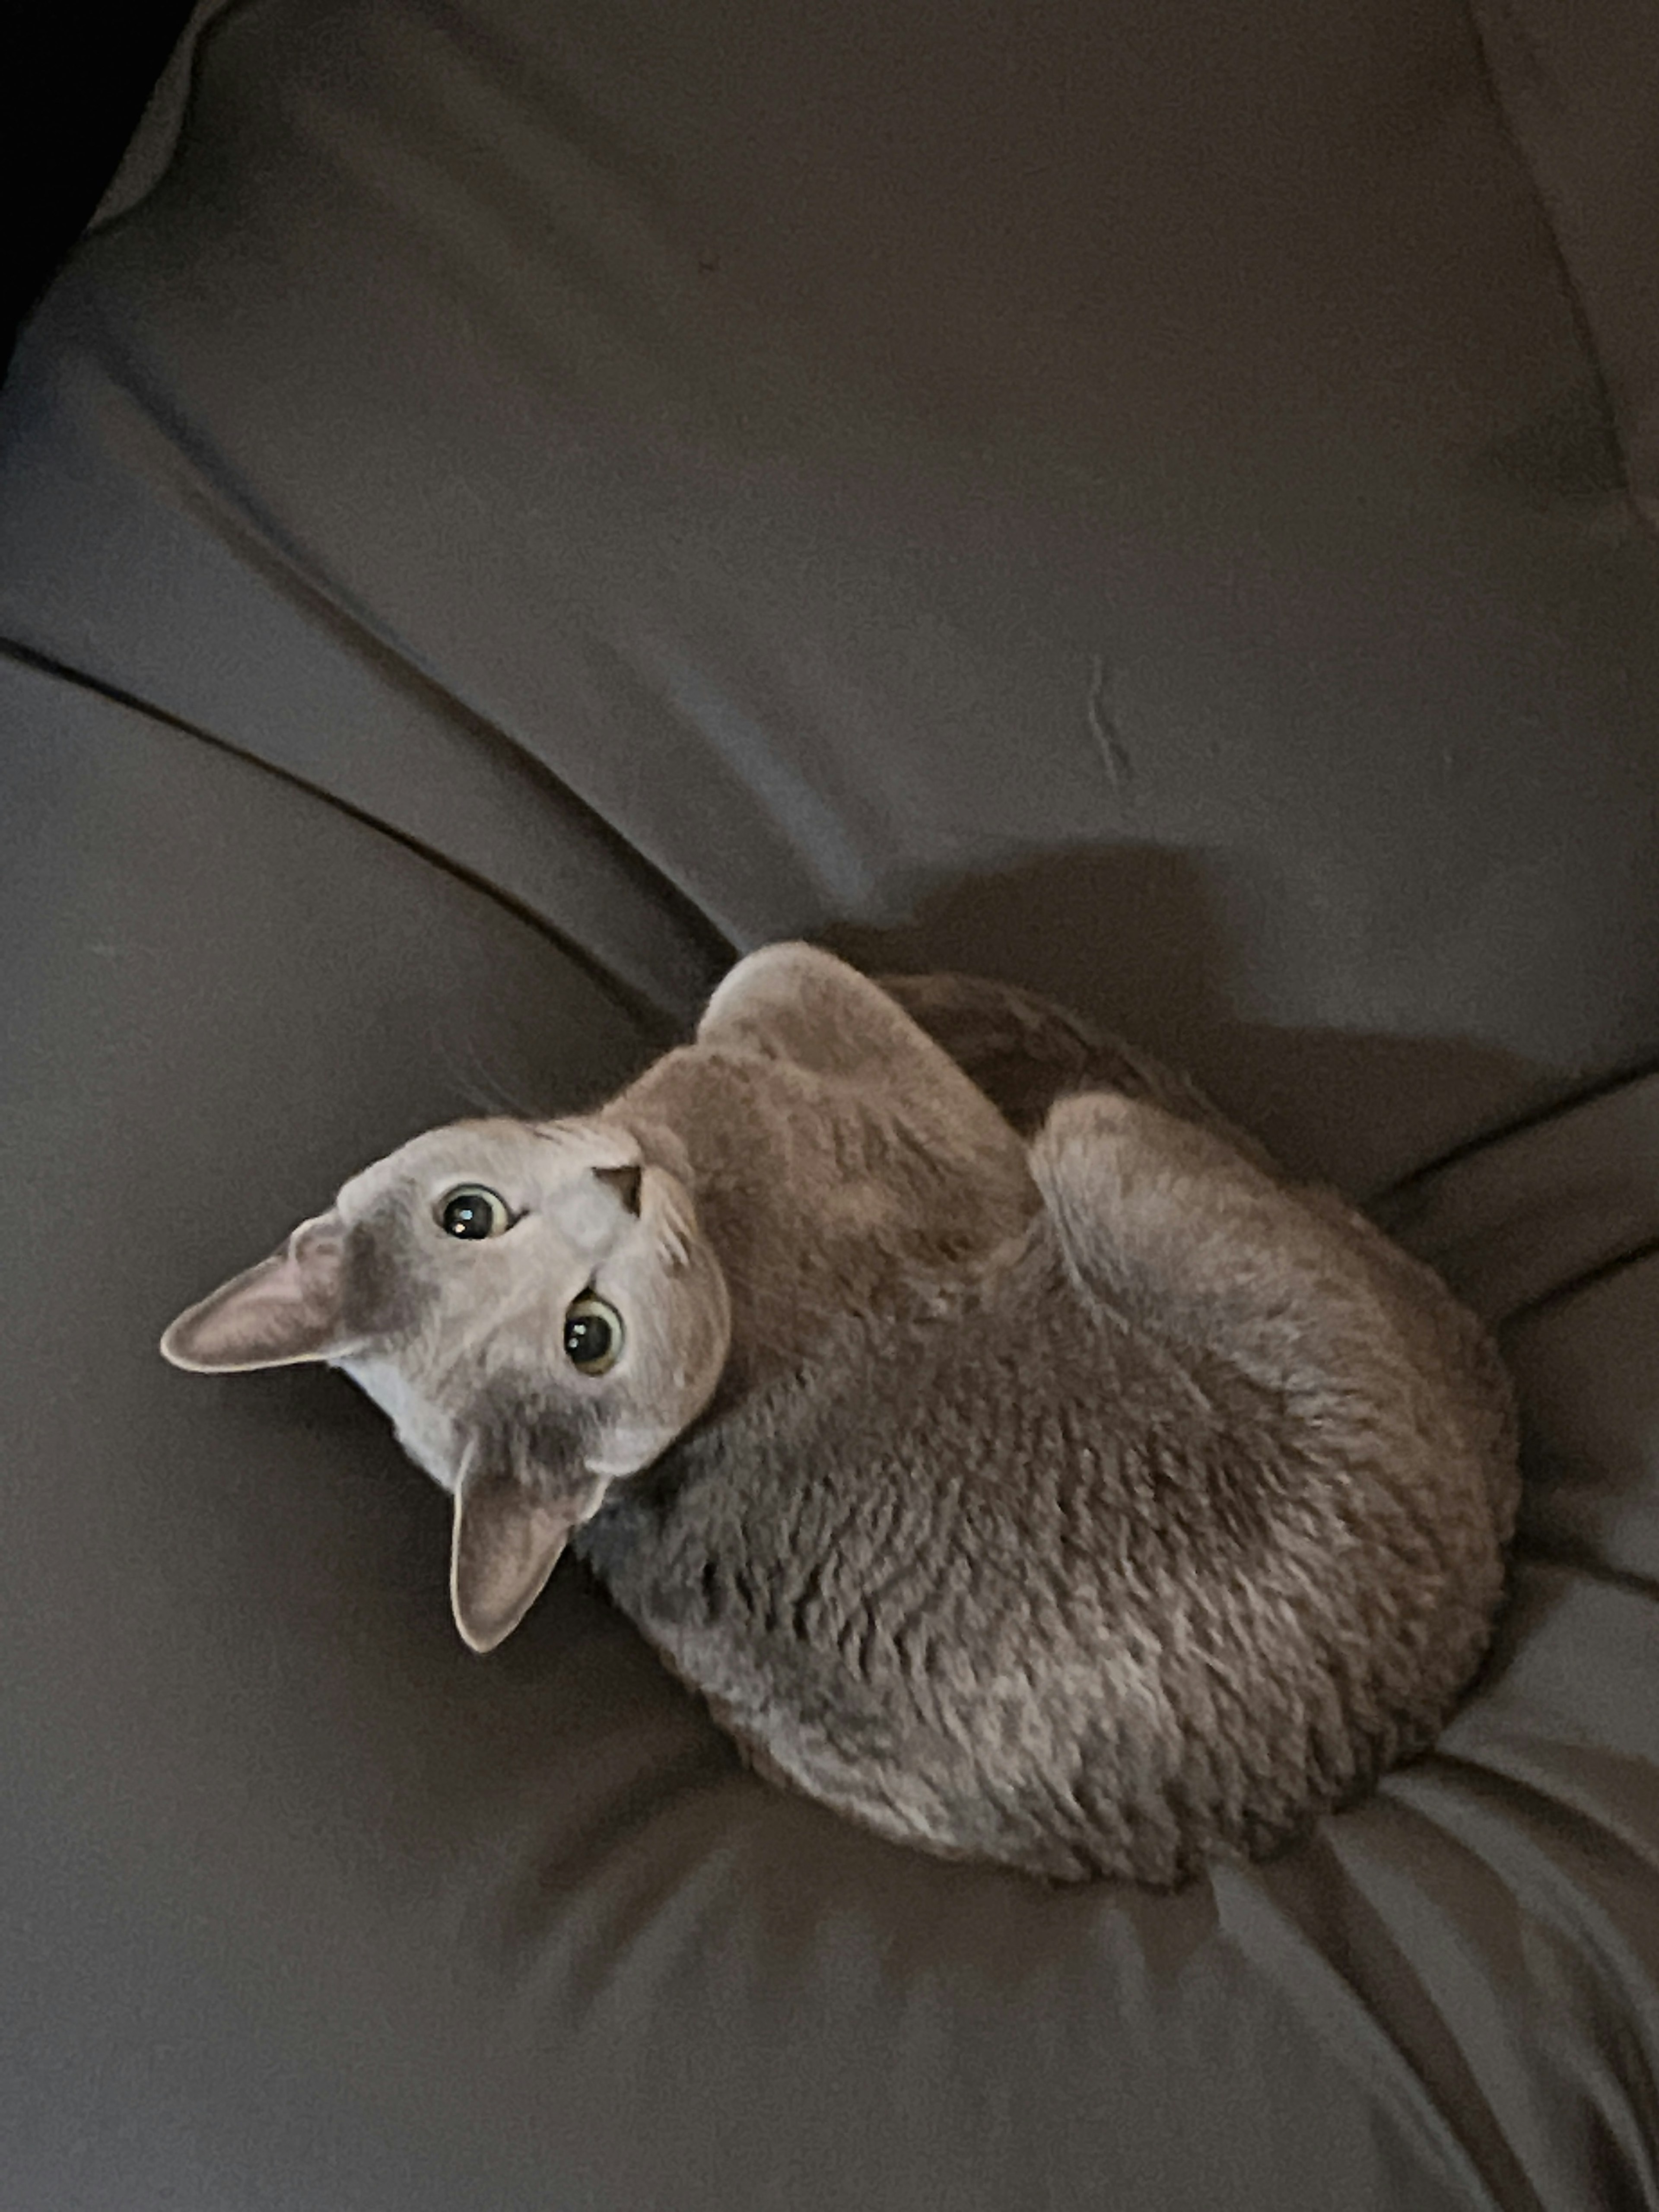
[449,1440,604,1654]
[161,1214,352,1372]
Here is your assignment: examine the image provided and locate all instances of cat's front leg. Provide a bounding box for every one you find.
[696,941,946,1082]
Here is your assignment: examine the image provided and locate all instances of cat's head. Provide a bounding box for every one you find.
[161,1116,731,1652]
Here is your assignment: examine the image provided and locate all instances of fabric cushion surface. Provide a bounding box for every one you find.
[7,0,1659,1187]
[3,2,1657,2206]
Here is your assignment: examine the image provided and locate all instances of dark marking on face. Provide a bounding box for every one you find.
[465,1375,603,1506]
[340,1206,434,1342]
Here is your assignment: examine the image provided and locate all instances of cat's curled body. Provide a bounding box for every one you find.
[162,945,1518,1886]
[572,950,1516,1884]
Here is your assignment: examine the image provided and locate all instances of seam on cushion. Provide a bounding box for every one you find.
[1380,1759,1659,2205]
[1372,1068,1659,1323]
[1413,1749,1659,1904]
[1459,0,1658,547]
[81,335,739,996]
[86,0,253,237]
[1496,1542,1659,1609]
[1380,1056,1659,1200]
[1496,1231,1659,1332]
[1214,1872,1522,2212]
[0,633,684,1047]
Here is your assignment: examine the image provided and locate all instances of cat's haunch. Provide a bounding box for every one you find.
[163,944,1518,1885]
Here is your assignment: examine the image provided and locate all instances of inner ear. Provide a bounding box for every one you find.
[450,1444,604,1653]
[593,1161,642,1214]
[161,1216,350,1372]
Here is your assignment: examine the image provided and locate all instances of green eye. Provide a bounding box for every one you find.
[564,1292,623,1375]
[438,1186,513,1240]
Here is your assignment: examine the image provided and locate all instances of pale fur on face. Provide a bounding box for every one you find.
[162,1113,732,1649]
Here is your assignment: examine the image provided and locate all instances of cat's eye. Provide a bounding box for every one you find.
[438,1185,514,1240]
[564,1292,623,1376]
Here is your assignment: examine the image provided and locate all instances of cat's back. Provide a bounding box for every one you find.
[616,1214,1500,1648]
[582,1187,1513,1883]
[582,995,1516,1882]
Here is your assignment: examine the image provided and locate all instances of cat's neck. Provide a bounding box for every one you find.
[610,1042,1036,1388]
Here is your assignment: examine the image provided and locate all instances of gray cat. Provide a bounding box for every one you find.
[162,944,1518,1886]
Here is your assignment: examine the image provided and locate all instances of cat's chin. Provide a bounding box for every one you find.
[334,1353,461,1491]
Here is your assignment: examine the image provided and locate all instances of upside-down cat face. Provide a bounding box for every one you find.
[161,1115,731,1652]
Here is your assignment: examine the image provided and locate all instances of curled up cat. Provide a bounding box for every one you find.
[162,945,1519,1886]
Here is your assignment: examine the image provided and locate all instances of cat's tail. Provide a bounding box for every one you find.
[876,969,1277,1169]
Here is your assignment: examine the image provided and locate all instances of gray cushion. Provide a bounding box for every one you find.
[9,0,1659,1188]
[3,2,1657,2204]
